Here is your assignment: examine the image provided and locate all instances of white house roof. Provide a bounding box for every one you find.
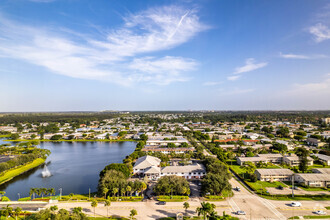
[255,168,294,176]
[133,155,161,170]
[144,166,161,174]
[161,164,205,174]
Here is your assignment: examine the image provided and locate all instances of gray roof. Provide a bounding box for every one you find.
[161,164,205,174]
[312,154,330,161]
[312,168,330,174]
[144,166,161,174]
[133,155,161,170]
[255,169,294,176]
[295,173,330,181]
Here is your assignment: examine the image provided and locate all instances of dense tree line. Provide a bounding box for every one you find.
[98,170,146,198]
[27,206,87,220]
[0,146,50,173]
[0,112,121,124]
[154,175,190,196]
[202,157,232,196]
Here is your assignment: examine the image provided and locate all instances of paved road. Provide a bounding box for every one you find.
[229,177,330,220]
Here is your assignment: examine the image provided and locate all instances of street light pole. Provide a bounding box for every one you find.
[292,174,294,198]
[18,193,20,200]
[89,188,91,200]
[59,188,62,200]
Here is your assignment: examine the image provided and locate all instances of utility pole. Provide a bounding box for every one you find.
[89,188,91,200]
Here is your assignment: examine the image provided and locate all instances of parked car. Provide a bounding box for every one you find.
[236,211,246,215]
[158,201,166,205]
[315,210,326,215]
[235,186,241,192]
[291,202,301,207]
[277,185,283,190]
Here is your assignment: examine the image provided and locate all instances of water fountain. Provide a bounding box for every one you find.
[42,165,52,178]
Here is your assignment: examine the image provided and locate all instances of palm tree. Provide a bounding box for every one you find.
[196,202,216,220]
[29,188,36,200]
[72,207,82,215]
[13,207,22,220]
[35,188,41,198]
[41,188,47,198]
[126,186,132,197]
[2,205,13,220]
[91,199,98,218]
[183,202,190,216]
[141,182,147,196]
[113,188,118,200]
[102,187,109,199]
[104,199,111,217]
[50,205,58,214]
[49,188,56,198]
[130,209,137,220]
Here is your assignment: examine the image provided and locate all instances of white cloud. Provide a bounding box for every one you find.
[226,58,267,81]
[279,52,328,60]
[227,75,241,81]
[202,81,222,86]
[0,5,208,86]
[290,75,330,95]
[309,23,330,42]
[233,58,268,74]
[128,56,197,85]
[279,52,310,59]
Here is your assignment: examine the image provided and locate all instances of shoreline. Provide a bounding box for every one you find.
[0,158,46,186]
[4,139,136,142]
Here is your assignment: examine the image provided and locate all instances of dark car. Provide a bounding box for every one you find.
[158,201,166,205]
[277,185,284,190]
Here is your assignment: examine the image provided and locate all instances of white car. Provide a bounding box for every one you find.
[291,202,302,207]
[315,210,326,215]
[236,211,246,215]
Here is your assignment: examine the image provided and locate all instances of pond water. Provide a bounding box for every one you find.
[0,141,136,200]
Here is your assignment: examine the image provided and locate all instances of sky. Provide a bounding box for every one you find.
[0,0,330,111]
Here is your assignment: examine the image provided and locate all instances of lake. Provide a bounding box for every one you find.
[0,141,136,200]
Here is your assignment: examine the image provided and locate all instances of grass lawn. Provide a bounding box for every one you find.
[308,164,330,169]
[229,165,245,176]
[299,186,330,192]
[248,181,286,193]
[0,158,45,185]
[157,195,189,202]
[0,134,10,138]
[261,194,330,201]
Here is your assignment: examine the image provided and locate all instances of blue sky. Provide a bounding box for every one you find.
[1,0,330,111]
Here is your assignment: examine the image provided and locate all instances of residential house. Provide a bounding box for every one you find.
[255,169,294,181]
[294,173,330,187]
[312,154,330,166]
[283,154,314,166]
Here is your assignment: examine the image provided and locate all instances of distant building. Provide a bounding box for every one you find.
[306,138,320,147]
[294,173,330,187]
[312,154,330,166]
[255,169,294,181]
[322,118,330,124]
[283,155,314,166]
[133,156,206,180]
